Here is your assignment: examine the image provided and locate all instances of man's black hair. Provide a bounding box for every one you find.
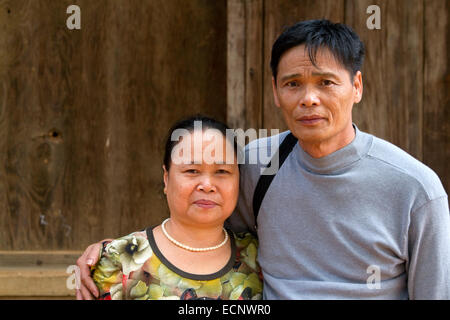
[270,19,365,83]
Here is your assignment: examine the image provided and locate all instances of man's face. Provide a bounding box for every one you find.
[272,45,363,156]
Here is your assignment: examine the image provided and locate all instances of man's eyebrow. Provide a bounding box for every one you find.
[279,71,339,82]
[311,71,339,79]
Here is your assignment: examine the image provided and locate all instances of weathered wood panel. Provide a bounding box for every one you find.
[227,0,263,131]
[346,0,424,161]
[0,251,81,297]
[423,0,450,194]
[227,0,246,129]
[263,0,346,131]
[0,0,227,250]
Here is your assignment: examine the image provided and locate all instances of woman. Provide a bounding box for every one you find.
[90,116,262,300]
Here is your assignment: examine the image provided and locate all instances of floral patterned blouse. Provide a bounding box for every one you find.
[92,226,263,300]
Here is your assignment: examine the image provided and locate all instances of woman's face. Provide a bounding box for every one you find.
[163,129,239,228]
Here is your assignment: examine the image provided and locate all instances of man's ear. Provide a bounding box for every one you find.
[353,71,363,104]
[272,77,281,108]
[163,165,168,194]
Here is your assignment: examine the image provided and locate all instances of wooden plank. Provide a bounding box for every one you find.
[0,0,79,250]
[263,0,345,132]
[423,0,450,194]
[227,0,246,129]
[0,251,81,297]
[227,0,263,132]
[345,0,424,160]
[244,0,264,131]
[0,267,76,297]
[0,251,82,267]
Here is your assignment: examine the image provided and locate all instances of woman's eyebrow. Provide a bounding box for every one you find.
[280,73,302,82]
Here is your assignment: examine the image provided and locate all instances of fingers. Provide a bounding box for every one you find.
[76,244,101,299]
[75,239,114,300]
[76,289,85,300]
[78,282,96,300]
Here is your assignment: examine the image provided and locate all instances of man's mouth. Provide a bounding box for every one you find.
[296,115,325,125]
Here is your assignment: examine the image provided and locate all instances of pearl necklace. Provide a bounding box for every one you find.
[161,218,229,252]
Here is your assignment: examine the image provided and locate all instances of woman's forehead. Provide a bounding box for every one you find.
[171,129,237,165]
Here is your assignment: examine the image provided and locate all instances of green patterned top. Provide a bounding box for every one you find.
[92,226,263,300]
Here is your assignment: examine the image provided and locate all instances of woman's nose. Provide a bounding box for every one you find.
[197,177,216,193]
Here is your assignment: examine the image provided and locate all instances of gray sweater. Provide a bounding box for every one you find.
[227,125,450,299]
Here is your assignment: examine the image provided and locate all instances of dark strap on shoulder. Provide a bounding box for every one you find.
[252,132,298,228]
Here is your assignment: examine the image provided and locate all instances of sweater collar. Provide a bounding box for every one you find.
[293,124,373,174]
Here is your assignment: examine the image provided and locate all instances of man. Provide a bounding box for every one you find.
[76,19,449,299]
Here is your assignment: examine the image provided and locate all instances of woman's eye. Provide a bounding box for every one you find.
[185,169,198,174]
[217,169,230,174]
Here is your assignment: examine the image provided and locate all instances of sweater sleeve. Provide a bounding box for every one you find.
[407,196,450,299]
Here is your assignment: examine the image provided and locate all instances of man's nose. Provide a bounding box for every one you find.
[299,85,320,107]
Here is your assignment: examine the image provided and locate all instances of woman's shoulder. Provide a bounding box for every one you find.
[93,229,154,299]
[102,229,152,271]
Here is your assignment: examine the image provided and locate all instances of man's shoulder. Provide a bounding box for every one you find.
[244,130,291,153]
[365,133,446,200]
[239,130,291,179]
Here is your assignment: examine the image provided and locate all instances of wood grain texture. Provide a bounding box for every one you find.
[0,0,227,250]
[245,0,264,131]
[227,0,263,132]
[346,0,424,160]
[0,267,76,297]
[227,0,246,129]
[424,0,450,194]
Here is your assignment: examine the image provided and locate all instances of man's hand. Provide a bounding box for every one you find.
[75,239,112,300]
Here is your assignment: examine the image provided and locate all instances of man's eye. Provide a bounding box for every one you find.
[286,81,299,87]
[185,169,198,174]
[217,169,230,174]
[321,79,334,86]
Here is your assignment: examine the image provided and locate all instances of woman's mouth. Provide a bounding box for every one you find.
[194,199,218,209]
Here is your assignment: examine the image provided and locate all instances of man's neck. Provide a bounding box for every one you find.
[298,125,356,158]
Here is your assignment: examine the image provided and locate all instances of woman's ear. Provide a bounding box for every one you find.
[163,165,168,195]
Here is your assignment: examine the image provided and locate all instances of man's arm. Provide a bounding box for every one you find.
[225,160,258,234]
[407,196,450,299]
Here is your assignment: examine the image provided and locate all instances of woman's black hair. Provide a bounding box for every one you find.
[270,19,365,83]
[163,115,240,171]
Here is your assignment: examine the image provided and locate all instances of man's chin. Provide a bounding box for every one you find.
[289,124,328,142]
